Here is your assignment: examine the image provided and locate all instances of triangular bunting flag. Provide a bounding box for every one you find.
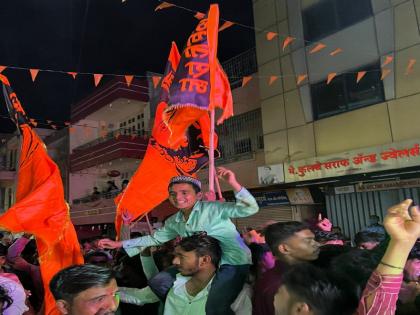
[309,43,326,54]
[47,120,52,124]
[266,32,278,41]
[125,75,134,87]
[356,71,367,83]
[268,76,278,85]
[152,75,161,88]
[195,12,206,20]
[297,74,308,85]
[68,72,77,79]
[93,74,103,87]
[155,2,175,11]
[330,48,343,56]
[381,55,393,67]
[64,121,71,126]
[30,69,39,82]
[219,21,234,32]
[242,76,252,87]
[282,36,295,50]
[51,124,57,130]
[29,118,38,127]
[405,59,416,75]
[326,72,337,84]
[381,68,391,80]
[0,66,6,73]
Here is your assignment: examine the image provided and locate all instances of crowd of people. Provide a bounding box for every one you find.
[0,167,419,314]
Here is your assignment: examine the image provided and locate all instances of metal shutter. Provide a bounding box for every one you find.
[234,206,293,231]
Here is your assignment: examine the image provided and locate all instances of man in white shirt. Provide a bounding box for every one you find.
[120,233,252,315]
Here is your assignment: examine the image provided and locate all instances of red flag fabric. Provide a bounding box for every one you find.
[162,4,232,150]
[0,75,83,315]
[114,43,216,237]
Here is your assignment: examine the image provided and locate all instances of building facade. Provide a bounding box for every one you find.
[253,0,420,239]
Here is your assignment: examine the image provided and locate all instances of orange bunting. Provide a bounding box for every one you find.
[0,66,6,73]
[266,32,278,41]
[68,72,77,79]
[155,2,175,11]
[329,48,343,56]
[381,55,393,67]
[242,76,252,87]
[195,12,206,20]
[30,69,39,82]
[356,71,367,83]
[93,74,103,87]
[268,76,278,85]
[326,73,337,84]
[219,21,234,32]
[124,75,134,87]
[381,68,391,80]
[152,76,161,88]
[282,36,295,50]
[64,121,70,126]
[405,59,416,75]
[51,124,57,130]
[309,43,326,54]
[296,74,308,85]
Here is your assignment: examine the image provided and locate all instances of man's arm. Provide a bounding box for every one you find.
[118,286,160,306]
[215,167,259,218]
[357,199,420,314]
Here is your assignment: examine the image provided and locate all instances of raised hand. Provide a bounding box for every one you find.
[121,209,133,225]
[384,199,420,243]
[217,167,241,192]
[97,238,123,250]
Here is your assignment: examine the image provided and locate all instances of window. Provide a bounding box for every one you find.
[302,0,373,42]
[234,138,252,155]
[311,62,385,120]
[137,115,141,120]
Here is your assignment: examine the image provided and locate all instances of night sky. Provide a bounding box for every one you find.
[0,0,255,133]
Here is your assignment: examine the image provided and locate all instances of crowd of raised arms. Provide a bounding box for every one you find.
[0,167,419,315]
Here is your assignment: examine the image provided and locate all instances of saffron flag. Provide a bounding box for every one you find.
[0,75,84,315]
[163,4,232,150]
[114,43,216,237]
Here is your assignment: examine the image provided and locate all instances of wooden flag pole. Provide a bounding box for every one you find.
[208,109,216,194]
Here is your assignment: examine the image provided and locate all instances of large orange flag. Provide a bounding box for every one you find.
[114,42,216,237]
[163,4,233,150]
[0,75,84,315]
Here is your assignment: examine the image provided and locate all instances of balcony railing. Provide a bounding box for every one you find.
[222,47,257,89]
[72,190,120,205]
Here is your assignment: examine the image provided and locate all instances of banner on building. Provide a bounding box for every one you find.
[286,188,314,205]
[356,178,420,192]
[285,139,420,183]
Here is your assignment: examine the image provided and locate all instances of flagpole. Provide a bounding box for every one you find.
[208,109,215,194]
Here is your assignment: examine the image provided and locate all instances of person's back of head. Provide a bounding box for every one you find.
[265,221,320,263]
[354,231,385,250]
[274,263,359,315]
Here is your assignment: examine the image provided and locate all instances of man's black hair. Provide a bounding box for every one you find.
[0,244,7,257]
[408,241,420,260]
[0,285,13,311]
[168,181,201,193]
[49,264,116,302]
[177,233,221,267]
[264,221,308,256]
[281,263,359,315]
[354,231,384,247]
[314,230,345,243]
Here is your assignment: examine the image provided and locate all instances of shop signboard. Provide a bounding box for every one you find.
[284,139,420,183]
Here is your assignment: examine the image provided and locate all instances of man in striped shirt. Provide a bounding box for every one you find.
[273,199,420,315]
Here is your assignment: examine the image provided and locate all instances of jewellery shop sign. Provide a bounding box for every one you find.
[284,139,420,183]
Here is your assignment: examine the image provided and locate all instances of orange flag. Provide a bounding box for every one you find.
[282,36,295,50]
[0,74,83,315]
[327,72,337,84]
[68,72,77,79]
[30,69,39,82]
[155,2,175,11]
[163,4,232,150]
[0,66,6,73]
[266,32,278,41]
[152,76,162,88]
[356,71,367,83]
[269,75,278,85]
[195,12,206,20]
[242,76,252,87]
[297,74,308,85]
[219,21,234,32]
[309,43,326,54]
[405,59,416,75]
[94,74,103,87]
[329,48,343,56]
[124,75,134,87]
[381,55,393,67]
[114,43,216,236]
[381,68,391,80]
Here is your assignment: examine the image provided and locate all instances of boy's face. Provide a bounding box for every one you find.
[168,183,201,211]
